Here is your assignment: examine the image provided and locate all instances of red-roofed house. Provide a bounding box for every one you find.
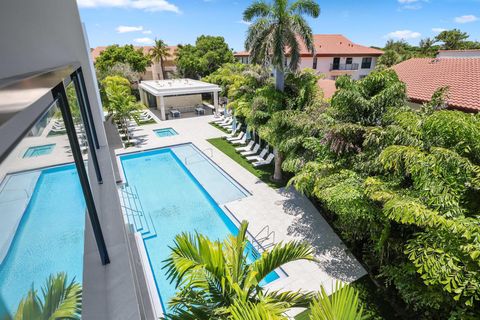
[392,53,480,112]
[234,34,383,81]
[90,45,178,80]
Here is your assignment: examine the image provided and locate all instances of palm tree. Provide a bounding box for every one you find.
[243,0,320,91]
[150,39,171,80]
[163,221,316,319]
[309,281,364,320]
[243,0,320,181]
[12,273,82,320]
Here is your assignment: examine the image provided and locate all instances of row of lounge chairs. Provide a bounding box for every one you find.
[222,123,275,167]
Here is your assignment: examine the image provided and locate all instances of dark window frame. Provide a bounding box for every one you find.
[346,57,353,65]
[361,57,373,69]
[52,82,110,265]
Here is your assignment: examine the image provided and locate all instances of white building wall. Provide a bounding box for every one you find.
[0,1,141,319]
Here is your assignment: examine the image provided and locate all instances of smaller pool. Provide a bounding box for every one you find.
[23,144,55,158]
[154,128,178,138]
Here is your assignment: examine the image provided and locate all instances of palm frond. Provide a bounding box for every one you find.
[309,282,364,320]
[250,240,316,284]
[290,0,320,18]
[244,1,271,21]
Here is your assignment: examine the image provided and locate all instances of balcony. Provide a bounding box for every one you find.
[330,63,359,71]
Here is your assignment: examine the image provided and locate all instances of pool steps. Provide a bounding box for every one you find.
[119,185,157,240]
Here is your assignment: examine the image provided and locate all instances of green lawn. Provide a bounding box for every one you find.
[207,137,286,189]
[209,121,230,133]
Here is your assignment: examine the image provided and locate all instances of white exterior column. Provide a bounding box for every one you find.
[139,87,146,105]
[156,95,166,120]
[213,91,219,115]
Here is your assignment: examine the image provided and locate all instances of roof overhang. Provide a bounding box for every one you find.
[139,79,221,97]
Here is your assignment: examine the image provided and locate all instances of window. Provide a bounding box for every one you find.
[332,57,340,70]
[313,57,318,69]
[346,57,353,65]
[361,57,373,69]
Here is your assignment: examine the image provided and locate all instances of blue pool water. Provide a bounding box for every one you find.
[120,145,279,311]
[23,144,55,158]
[154,128,178,138]
[0,165,85,317]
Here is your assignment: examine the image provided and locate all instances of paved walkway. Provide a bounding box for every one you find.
[115,112,366,316]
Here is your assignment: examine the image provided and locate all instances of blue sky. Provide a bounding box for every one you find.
[78,0,480,51]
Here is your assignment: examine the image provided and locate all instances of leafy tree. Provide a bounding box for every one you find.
[419,37,436,56]
[163,221,316,319]
[175,35,235,79]
[12,273,82,320]
[377,49,401,67]
[95,45,151,73]
[243,0,320,91]
[101,75,132,114]
[435,29,469,50]
[149,39,171,80]
[96,62,141,84]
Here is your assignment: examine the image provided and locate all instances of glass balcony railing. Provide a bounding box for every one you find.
[330,63,360,71]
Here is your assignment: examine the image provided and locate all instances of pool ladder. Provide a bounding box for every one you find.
[120,185,157,240]
[251,225,276,258]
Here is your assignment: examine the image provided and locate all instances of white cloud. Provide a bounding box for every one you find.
[116,25,144,33]
[432,28,447,33]
[385,30,422,40]
[454,15,478,24]
[237,20,251,26]
[134,37,154,44]
[77,0,180,13]
[398,0,420,3]
[142,30,152,34]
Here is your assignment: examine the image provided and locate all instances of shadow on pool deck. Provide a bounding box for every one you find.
[278,187,366,283]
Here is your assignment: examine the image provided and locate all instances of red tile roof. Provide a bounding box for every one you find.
[90,45,177,62]
[317,79,337,99]
[392,58,480,112]
[234,34,383,57]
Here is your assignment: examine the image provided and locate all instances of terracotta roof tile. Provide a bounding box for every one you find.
[234,34,383,57]
[392,58,480,112]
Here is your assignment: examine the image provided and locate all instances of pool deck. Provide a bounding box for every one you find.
[115,112,367,316]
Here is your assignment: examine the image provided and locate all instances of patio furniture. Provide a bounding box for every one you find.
[226,122,242,133]
[236,141,254,152]
[220,118,233,128]
[241,143,260,156]
[195,106,205,115]
[231,135,248,145]
[227,131,244,142]
[170,109,181,118]
[246,147,268,162]
[253,153,275,167]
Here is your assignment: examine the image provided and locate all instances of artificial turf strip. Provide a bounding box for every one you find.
[294,309,310,320]
[207,137,285,189]
[209,121,231,133]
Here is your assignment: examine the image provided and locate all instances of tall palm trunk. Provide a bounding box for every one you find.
[160,57,166,80]
[273,148,283,181]
[274,68,285,91]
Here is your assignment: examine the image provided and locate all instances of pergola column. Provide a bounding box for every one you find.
[139,87,146,105]
[156,95,166,121]
[213,91,219,116]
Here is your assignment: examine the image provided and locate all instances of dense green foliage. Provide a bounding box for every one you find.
[11,273,82,320]
[163,221,316,319]
[280,70,480,319]
[94,44,151,73]
[175,35,235,79]
[377,29,480,67]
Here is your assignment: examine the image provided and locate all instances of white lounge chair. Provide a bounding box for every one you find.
[216,117,232,126]
[253,153,274,167]
[231,135,248,145]
[213,115,229,124]
[241,143,260,156]
[227,131,244,142]
[236,141,254,152]
[221,121,234,129]
[226,123,242,133]
[247,147,268,162]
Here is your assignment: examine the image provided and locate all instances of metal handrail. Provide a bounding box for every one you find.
[330,63,359,71]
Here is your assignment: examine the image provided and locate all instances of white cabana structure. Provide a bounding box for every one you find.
[138,79,222,121]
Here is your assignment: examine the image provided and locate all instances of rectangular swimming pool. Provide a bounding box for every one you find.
[119,144,280,312]
[154,128,178,138]
[0,164,85,317]
[23,144,55,158]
